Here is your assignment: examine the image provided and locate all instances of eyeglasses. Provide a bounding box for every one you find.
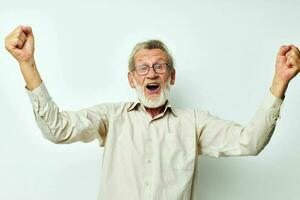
[133,63,170,75]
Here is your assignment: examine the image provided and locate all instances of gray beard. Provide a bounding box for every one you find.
[135,79,171,108]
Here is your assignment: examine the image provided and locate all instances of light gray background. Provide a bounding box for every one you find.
[1,0,300,199]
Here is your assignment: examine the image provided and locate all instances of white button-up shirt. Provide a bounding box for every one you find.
[25,81,283,200]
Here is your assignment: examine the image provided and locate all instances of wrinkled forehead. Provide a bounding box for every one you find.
[134,48,168,64]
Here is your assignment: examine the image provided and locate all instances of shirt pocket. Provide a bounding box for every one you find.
[165,132,195,170]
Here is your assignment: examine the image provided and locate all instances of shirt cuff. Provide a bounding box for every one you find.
[261,89,284,120]
[24,81,52,112]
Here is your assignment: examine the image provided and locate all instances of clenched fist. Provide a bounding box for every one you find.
[271,44,300,99]
[5,25,35,64]
[275,45,300,83]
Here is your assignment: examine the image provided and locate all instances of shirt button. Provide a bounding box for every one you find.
[145,181,149,186]
[148,138,152,142]
[147,159,151,164]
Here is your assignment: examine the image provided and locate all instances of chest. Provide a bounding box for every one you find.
[106,110,197,170]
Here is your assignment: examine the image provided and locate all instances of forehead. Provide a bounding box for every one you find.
[134,48,168,63]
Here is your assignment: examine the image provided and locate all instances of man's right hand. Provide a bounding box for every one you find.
[5,25,35,64]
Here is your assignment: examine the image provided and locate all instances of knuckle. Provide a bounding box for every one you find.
[16,26,22,32]
[290,57,296,63]
[14,31,21,37]
[12,38,20,46]
[20,32,26,38]
[16,31,22,38]
[14,29,23,37]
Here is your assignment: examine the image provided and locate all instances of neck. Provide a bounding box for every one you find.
[145,105,165,118]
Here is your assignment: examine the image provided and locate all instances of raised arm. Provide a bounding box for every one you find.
[196,45,300,158]
[5,26,108,146]
[196,92,283,158]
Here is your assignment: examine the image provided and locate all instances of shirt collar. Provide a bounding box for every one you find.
[127,100,178,117]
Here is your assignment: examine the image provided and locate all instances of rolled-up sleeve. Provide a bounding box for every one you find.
[25,81,108,147]
[196,90,283,158]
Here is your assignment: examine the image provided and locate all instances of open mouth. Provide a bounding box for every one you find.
[145,83,160,93]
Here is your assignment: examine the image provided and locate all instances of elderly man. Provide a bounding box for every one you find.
[5,25,300,200]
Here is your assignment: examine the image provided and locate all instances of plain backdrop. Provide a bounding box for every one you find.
[1,0,300,199]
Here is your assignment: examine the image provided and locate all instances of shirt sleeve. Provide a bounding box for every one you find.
[25,81,109,147]
[195,90,284,158]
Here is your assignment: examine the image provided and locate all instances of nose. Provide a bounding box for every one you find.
[147,66,158,79]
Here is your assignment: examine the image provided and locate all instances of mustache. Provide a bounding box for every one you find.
[144,81,161,86]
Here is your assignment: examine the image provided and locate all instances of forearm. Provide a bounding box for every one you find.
[270,75,289,100]
[19,58,42,91]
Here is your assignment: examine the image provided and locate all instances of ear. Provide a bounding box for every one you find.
[128,72,136,88]
[170,69,176,85]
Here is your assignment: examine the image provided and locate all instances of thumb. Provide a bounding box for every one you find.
[22,26,35,51]
[22,26,33,35]
[22,26,34,42]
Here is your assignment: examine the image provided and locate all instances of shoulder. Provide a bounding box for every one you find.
[172,106,211,119]
[171,106,195,119]
[90,101,135,114]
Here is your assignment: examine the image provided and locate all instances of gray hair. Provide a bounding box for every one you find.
[128,39,175,72]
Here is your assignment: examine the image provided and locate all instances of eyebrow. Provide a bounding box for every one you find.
[136,58,166,64]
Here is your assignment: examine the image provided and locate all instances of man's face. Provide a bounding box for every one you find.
[128,48,175,107]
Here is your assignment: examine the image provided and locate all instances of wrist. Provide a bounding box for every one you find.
[19,57,35,67]
[270,76,289,99]
[18,57,42,91]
